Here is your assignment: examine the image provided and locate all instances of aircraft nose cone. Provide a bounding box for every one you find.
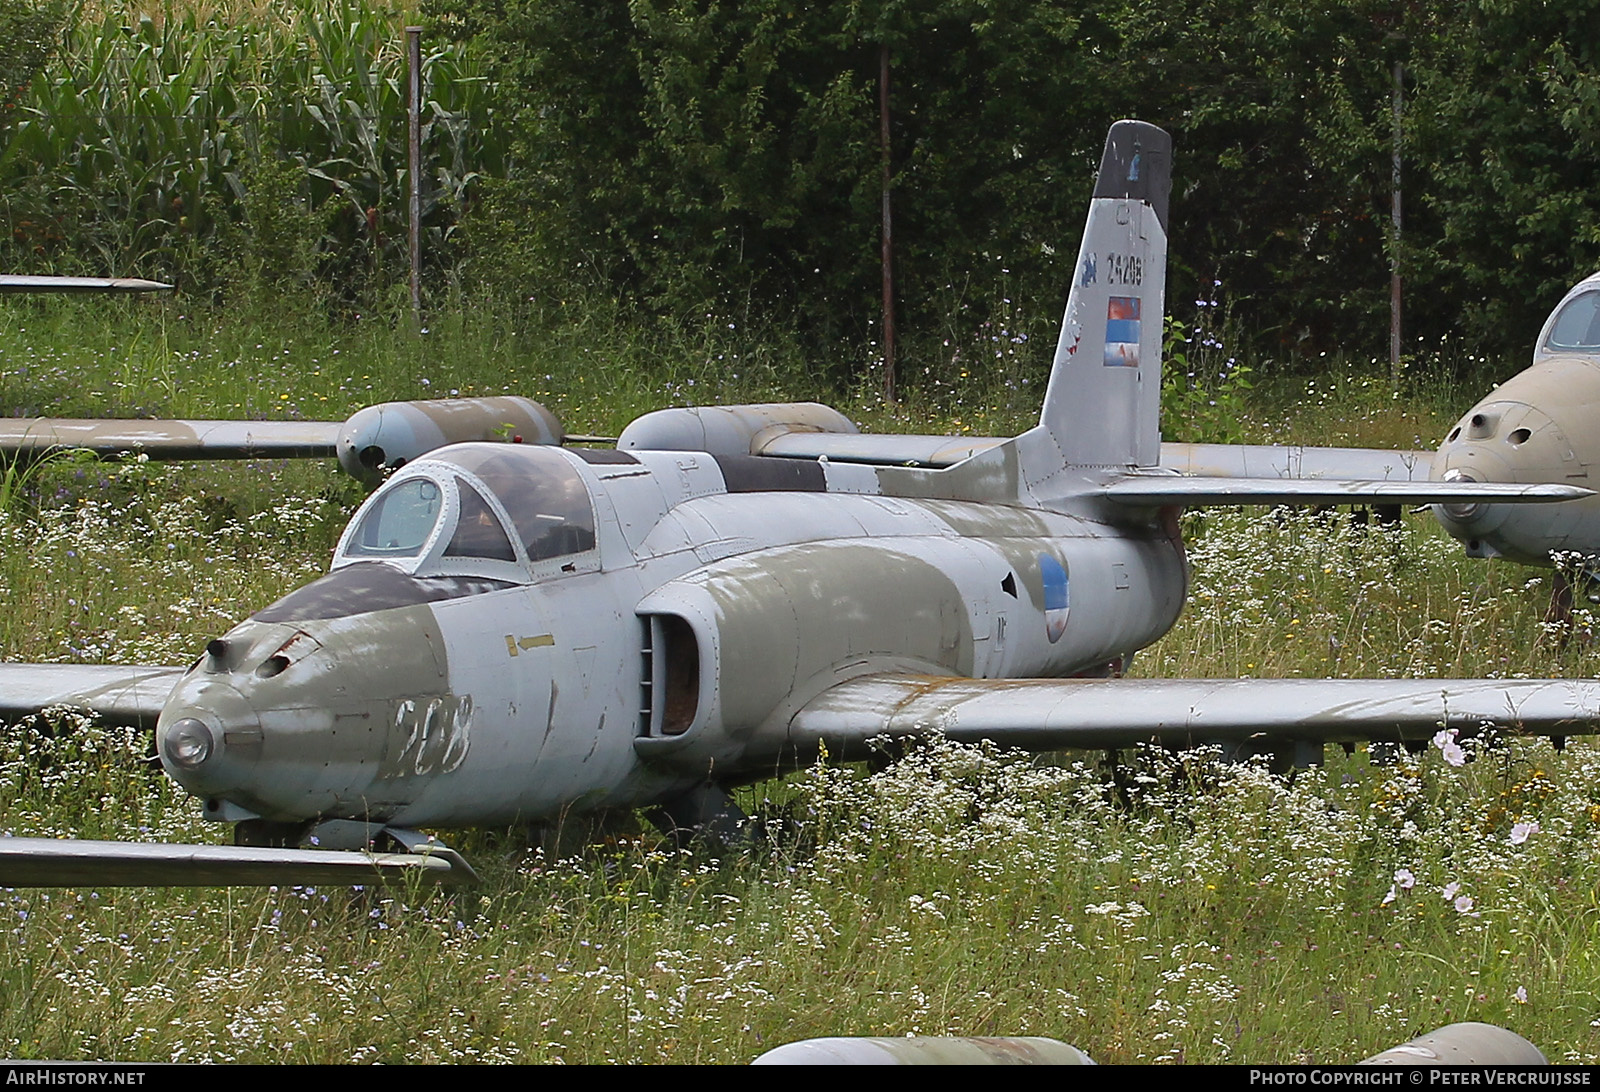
[1431,447,1514,547]
[152,605,455,825]
[1433,398,1591,564]
[156,675,264,805]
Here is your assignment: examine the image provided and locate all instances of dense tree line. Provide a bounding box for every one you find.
[428,0,1600,368]
[1,0,1596,374]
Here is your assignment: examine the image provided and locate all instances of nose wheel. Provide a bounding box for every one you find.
[645,783,750,850]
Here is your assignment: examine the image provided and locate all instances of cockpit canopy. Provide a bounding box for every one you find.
[333,444,598,582]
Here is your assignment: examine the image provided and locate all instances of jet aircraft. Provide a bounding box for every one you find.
[1430,273,1600,578]
[2,121,1598,888]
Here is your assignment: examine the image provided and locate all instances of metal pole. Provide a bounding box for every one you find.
[407,25,423,324]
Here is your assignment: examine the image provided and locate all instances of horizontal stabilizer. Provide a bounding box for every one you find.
[789,673,1600,756]
[0,663,186,727]
[0,275,171,294]
[1159,442,1432,482]
[1102,475,1590,508]
[756,432,1435,481]
[0,836,478,887]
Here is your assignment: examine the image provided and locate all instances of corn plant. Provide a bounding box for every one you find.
[0,0,498,306]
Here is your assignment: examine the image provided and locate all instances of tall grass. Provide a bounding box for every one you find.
[6,695,1600,1060]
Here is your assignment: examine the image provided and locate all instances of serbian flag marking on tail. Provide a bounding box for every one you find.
[1103,296,1141,367]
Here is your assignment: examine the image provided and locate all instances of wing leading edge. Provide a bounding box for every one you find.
[0,419,340,460]
[1101,474,1589,508]
[787,674,1600,759]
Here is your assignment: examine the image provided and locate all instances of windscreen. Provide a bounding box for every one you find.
[1546,291,1600,352]
[344,477,444,558]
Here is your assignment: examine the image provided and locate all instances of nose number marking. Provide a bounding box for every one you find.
[381,694,472,779]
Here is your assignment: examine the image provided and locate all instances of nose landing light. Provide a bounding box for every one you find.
[163,717,214,770]
[1439,468,1484,523]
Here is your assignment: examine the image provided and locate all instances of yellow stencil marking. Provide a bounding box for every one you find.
[506,634,555,656]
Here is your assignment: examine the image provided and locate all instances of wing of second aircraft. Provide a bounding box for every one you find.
[0,418,340,460]
[0,662,186,727]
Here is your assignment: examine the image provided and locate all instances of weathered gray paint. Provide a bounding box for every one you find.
[0,397,563,479]
[758,434,1436,482]
[617,402,857,456]
[0,663,185,727]
[749,1023,1544,1066]
[335,396,563,481]
[1361,1022,1546,1066]
[752,1036,1096,1065]
[786,674,1600,760]
[0,418,340,460]
[0,835,471,886]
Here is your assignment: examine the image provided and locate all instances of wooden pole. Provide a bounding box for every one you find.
[879,42,896,403]
[1390,59,1403,391]
[407,25,423,325]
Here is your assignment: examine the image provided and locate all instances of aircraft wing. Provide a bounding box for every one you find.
[788,674,1600,758]
[0,837,478,887]
[0,397,567,480]
[0,418,340,460]
[1159,442,1432,481]
[0,663,187,728]
[1101,474,1588,508]
[0,275,171,293]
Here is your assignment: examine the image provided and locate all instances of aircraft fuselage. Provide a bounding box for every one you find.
[155,443,1188,830]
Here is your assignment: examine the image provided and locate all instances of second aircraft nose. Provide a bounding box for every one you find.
[1432,398,1594,565]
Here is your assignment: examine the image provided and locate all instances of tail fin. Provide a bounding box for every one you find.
[1038,120,1171,467]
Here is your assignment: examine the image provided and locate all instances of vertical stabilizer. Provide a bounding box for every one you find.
[1038,121,1171,467]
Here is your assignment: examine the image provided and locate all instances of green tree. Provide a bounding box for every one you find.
[1405,0,1600,355]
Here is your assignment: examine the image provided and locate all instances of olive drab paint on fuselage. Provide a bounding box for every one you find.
[143,120,1213,834]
